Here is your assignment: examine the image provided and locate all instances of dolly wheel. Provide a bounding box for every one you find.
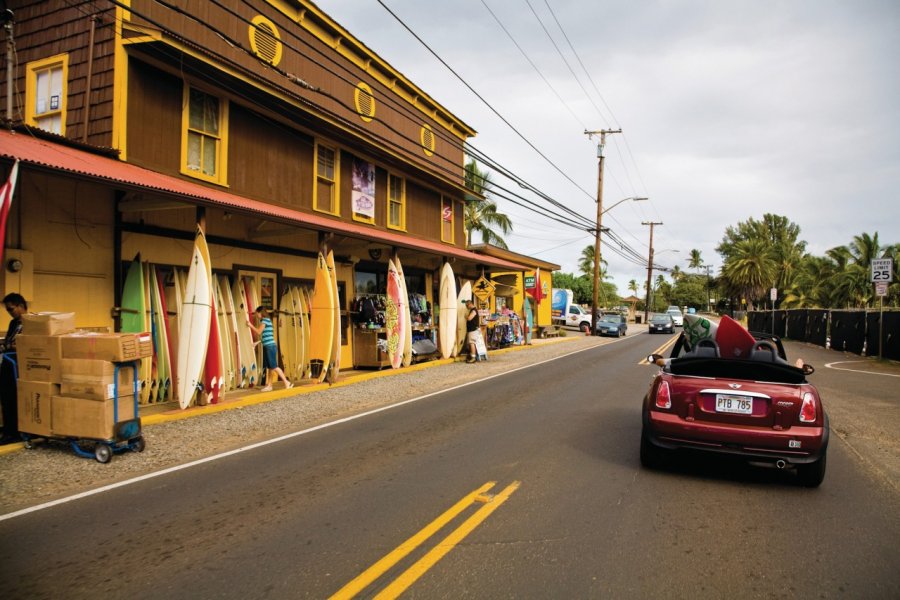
[132,436,146,453]
[94,444,113,464]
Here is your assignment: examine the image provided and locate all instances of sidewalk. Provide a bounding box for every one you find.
[0,335,579,456]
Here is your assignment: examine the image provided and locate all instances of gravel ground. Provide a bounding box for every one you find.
[0,336,602,514]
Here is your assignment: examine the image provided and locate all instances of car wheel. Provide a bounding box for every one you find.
[640,431,666,469]
[796,452,826,487]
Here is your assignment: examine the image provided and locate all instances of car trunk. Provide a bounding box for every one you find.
[664,374,807,431]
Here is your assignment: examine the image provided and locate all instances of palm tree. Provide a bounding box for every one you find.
[688,249,703,272]
[670,265,683,282]
[463,159,512,248]
[628,279,639,296]
[720,237,777,310]
[578,244,608,279]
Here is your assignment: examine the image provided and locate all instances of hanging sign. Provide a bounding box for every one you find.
[351,157,375,220]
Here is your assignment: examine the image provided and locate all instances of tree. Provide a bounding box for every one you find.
[687,249,703,272]
[628,279,639,296]
[719,237,777,310]
[670,265,684,283]
[463,159,512,249]
[578,244,608,279]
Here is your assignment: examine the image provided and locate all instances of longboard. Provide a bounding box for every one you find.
[683,313,717,350]
[394,254,413,368]
[175,227,213,409]
[120,255,151,404]
[295,286,311,379]
[438,262,457,359]
[386,258,405,369]
[524,296,534,344]
[309,253,335,383]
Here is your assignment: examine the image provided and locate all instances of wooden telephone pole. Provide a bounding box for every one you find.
[584,128,621,334]
[643,221,662,323]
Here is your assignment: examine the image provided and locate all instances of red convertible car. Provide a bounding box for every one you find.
[641,334,828,487]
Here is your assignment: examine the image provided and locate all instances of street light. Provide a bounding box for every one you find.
[591,196,648,333]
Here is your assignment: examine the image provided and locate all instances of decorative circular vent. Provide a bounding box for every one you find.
[420,124,435,156]
[354,82,376,122]
[249,16,282,66]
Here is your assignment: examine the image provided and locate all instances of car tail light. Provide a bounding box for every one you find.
[799,392,817,423]
[655,380,672,409]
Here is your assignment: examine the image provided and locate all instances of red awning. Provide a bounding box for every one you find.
[0,129,527,271]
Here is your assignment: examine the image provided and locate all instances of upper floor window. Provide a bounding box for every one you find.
[315,141,339,215]
[387,174,405,231]
[26,54,68,135]
[441,196,455,244]
[182,86,229,185]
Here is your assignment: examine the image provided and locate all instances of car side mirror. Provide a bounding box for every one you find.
[802,363,815,375]
[647,354,664,366]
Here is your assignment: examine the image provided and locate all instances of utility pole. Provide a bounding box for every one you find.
[643,221,662,323]
[585,128,620,334]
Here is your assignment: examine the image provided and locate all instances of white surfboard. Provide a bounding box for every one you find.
[438,262,457,359]
[175,227,213,409]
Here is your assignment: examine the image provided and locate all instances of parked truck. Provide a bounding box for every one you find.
[551,288,593,332]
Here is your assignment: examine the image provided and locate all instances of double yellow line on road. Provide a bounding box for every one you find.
[330,480,521,599]
[638,334,679,365]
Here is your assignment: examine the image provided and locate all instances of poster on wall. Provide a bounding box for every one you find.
[352,158,375,220]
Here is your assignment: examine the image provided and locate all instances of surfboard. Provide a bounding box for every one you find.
[233,278,256,387]
[455,280,471,356]
[394,254,413,368]
[153,266,172,402]
[683,313,717,349]
[278,288,295,381]
[326,250,341,383]
[524,296,534,344]
[121,255,151,404]
[220,275,243,389]
[221,277,236,391]
[438,262,457,359]
[309,253,335,383]
[145,262,159,403]
[296,286,311,379]
[386,258,405,369]
[175,227,213,409]
[716,315,756,359]
[203,293,222,404]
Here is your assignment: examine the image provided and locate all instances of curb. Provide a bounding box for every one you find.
[0,335,578,456]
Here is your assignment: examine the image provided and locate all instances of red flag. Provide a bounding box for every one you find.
[0,160,20,260]
[527,267,544,303]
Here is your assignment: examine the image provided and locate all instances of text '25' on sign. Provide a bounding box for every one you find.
[871,258,893,283]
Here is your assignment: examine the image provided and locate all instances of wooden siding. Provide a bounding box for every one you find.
[2,1,117,146]
[124,0,466,188]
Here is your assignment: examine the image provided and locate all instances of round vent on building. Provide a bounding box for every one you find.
[249,16,282,66]
[354,83,376,122]
[420,124,435,156]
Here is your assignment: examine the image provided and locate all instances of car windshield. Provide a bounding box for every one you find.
[599,315,620,323]
[666,310,680,316]
[650,315,670,323]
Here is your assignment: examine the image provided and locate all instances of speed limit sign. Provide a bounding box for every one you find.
[871,258,893,283]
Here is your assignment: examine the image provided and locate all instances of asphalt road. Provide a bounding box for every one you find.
[1,331,898,599]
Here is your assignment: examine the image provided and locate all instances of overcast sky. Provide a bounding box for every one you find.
[319,0,900,295]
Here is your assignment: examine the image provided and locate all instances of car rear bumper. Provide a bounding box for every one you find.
[643,409,829,465]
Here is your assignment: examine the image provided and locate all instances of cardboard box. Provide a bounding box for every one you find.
[61,359,138,399]
[60,332,152,362]
[20,312,76,336]
[51,394,137,440]
[17,381,60,437]
[15,335,64,382]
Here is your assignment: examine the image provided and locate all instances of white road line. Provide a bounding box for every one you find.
[1,339,627,522]
[824,361,900,378]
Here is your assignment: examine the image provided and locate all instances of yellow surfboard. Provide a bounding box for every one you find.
[309,253,335,383]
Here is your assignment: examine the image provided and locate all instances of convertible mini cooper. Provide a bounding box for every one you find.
[641,334,827,487]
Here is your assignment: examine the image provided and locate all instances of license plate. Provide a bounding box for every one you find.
[715,394,753,415]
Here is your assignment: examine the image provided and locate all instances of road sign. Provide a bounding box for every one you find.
[871,258,893,283]
[875,281,888,297]
[770,287,777,301]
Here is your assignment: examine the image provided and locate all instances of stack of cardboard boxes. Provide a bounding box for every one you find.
[16,312,151,440]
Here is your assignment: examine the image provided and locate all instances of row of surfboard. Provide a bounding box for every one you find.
[121,228,343,409]
[122,228,512,409]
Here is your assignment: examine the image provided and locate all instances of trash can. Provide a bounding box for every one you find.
[635,315,642,324]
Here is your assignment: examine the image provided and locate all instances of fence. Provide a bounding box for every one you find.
[747,309,900,361]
